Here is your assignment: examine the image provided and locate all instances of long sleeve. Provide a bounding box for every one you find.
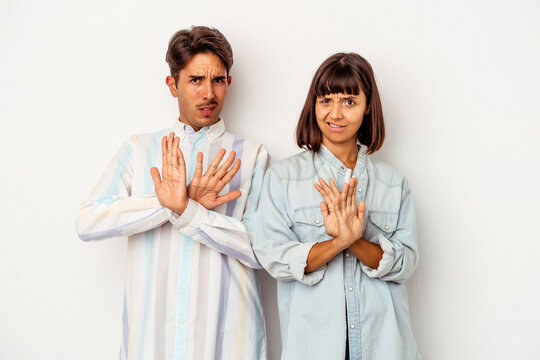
[76,138,169,241]
[168,146,270,269]
[361,178,419,283]
[253,167,326,285]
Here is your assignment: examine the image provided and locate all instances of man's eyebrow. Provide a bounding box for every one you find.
[189,75,204,79]
[213,75,226,80]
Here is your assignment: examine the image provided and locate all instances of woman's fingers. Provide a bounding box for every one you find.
[320,201,329,218]
[315,182,334,211]
[357,201,366,219]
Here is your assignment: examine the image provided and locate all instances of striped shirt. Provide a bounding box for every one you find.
[76,119,269,360]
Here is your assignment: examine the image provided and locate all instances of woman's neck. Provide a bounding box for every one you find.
[322,140,359,169]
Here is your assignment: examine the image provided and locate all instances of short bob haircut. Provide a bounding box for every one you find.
[296,53,384,154]
[166,26,233,82]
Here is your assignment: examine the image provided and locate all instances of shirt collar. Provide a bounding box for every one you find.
[173,117,226,143]
[317,143,367,177]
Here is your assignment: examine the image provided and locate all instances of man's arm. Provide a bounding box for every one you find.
[76,137,169,241]
[153,134,270,269]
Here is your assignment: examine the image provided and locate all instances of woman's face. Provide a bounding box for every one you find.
[315,91,369,151]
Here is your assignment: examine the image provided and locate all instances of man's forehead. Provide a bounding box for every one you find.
[181,53,227,76]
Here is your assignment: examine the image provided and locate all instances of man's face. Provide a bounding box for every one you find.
[166,53,231,131]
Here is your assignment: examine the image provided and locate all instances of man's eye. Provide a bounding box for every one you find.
[214,78,224,83]
[191,78,200,83]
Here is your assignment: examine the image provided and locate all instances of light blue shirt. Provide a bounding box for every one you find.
[253,145,421,360]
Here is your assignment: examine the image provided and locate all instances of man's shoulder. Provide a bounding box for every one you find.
[122,128,172,147]
[221,130,265,153]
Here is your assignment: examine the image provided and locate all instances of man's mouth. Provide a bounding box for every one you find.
[198,104,217,116]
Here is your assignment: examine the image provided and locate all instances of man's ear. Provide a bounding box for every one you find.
[166,76,178,97]
[227,76,232,86]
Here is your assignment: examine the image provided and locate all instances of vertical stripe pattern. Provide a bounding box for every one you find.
[76,119,268,360]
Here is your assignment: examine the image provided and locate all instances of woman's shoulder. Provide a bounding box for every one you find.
[267,150,316,180]
[366,156,410,189]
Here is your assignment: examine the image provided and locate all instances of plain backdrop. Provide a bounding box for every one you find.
[1,0,539,359]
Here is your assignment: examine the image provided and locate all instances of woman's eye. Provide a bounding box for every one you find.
[320,98,330,104]
[346,100,356,105]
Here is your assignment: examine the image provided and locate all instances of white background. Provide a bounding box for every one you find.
[1,0,539,359]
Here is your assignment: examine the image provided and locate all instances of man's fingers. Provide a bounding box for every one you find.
[219,158,241,185]
[161,136,167,169]
[150,167,161,189]
[214,190,242,207]
[166,132,174,168]
[176,147,187,179]
[194,152,203,178]
[206,148,226,176]
[171,136,180,168]
[214,151,236,179]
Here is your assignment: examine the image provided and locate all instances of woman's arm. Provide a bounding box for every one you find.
[308,177,370,273]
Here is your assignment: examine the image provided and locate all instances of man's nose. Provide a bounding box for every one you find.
[202,81,215,100]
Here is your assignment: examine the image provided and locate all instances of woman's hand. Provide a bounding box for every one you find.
[314,178,340,236]
[332,177,365,250]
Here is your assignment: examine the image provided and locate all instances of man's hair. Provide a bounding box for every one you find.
[296,52,385,154]
[165,26,233,82]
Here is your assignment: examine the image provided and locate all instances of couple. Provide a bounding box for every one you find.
[76,26,420,360]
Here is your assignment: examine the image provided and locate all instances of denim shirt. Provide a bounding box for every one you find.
[253,145,421,360]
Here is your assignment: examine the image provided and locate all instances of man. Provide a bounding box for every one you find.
[76,26,269,360]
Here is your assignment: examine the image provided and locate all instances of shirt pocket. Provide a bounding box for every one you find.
[364,212,399,240]
[292,206,331,243]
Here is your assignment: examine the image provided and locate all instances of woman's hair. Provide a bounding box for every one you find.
[296,52,384,154]
[165,26,233,82]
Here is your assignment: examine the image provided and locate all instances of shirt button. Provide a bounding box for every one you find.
[384,225,389,230]
[358,188,362,192]
[345,253,350,257]
[180,320,185,325]
[314,219,320,225]
[348,287,353,291]
[185,247,191,252]
[340,166,345,170]
[350,324,355,329]
[182,283,187,289]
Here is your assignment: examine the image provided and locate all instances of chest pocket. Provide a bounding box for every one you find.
[292,206,331,243]
[364,212,399,241]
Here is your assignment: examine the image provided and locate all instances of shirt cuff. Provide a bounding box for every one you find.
[289,242,327,286]
[166,199,208,236]
[361,234,395,278]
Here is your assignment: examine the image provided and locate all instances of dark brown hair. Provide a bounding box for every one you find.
[165,26,233,82]
[296,52,385,154]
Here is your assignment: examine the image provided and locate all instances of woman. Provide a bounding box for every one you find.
[253,53,420,359]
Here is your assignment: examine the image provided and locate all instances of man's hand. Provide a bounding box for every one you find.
[150,132,189,215]
[188,149,242,209]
